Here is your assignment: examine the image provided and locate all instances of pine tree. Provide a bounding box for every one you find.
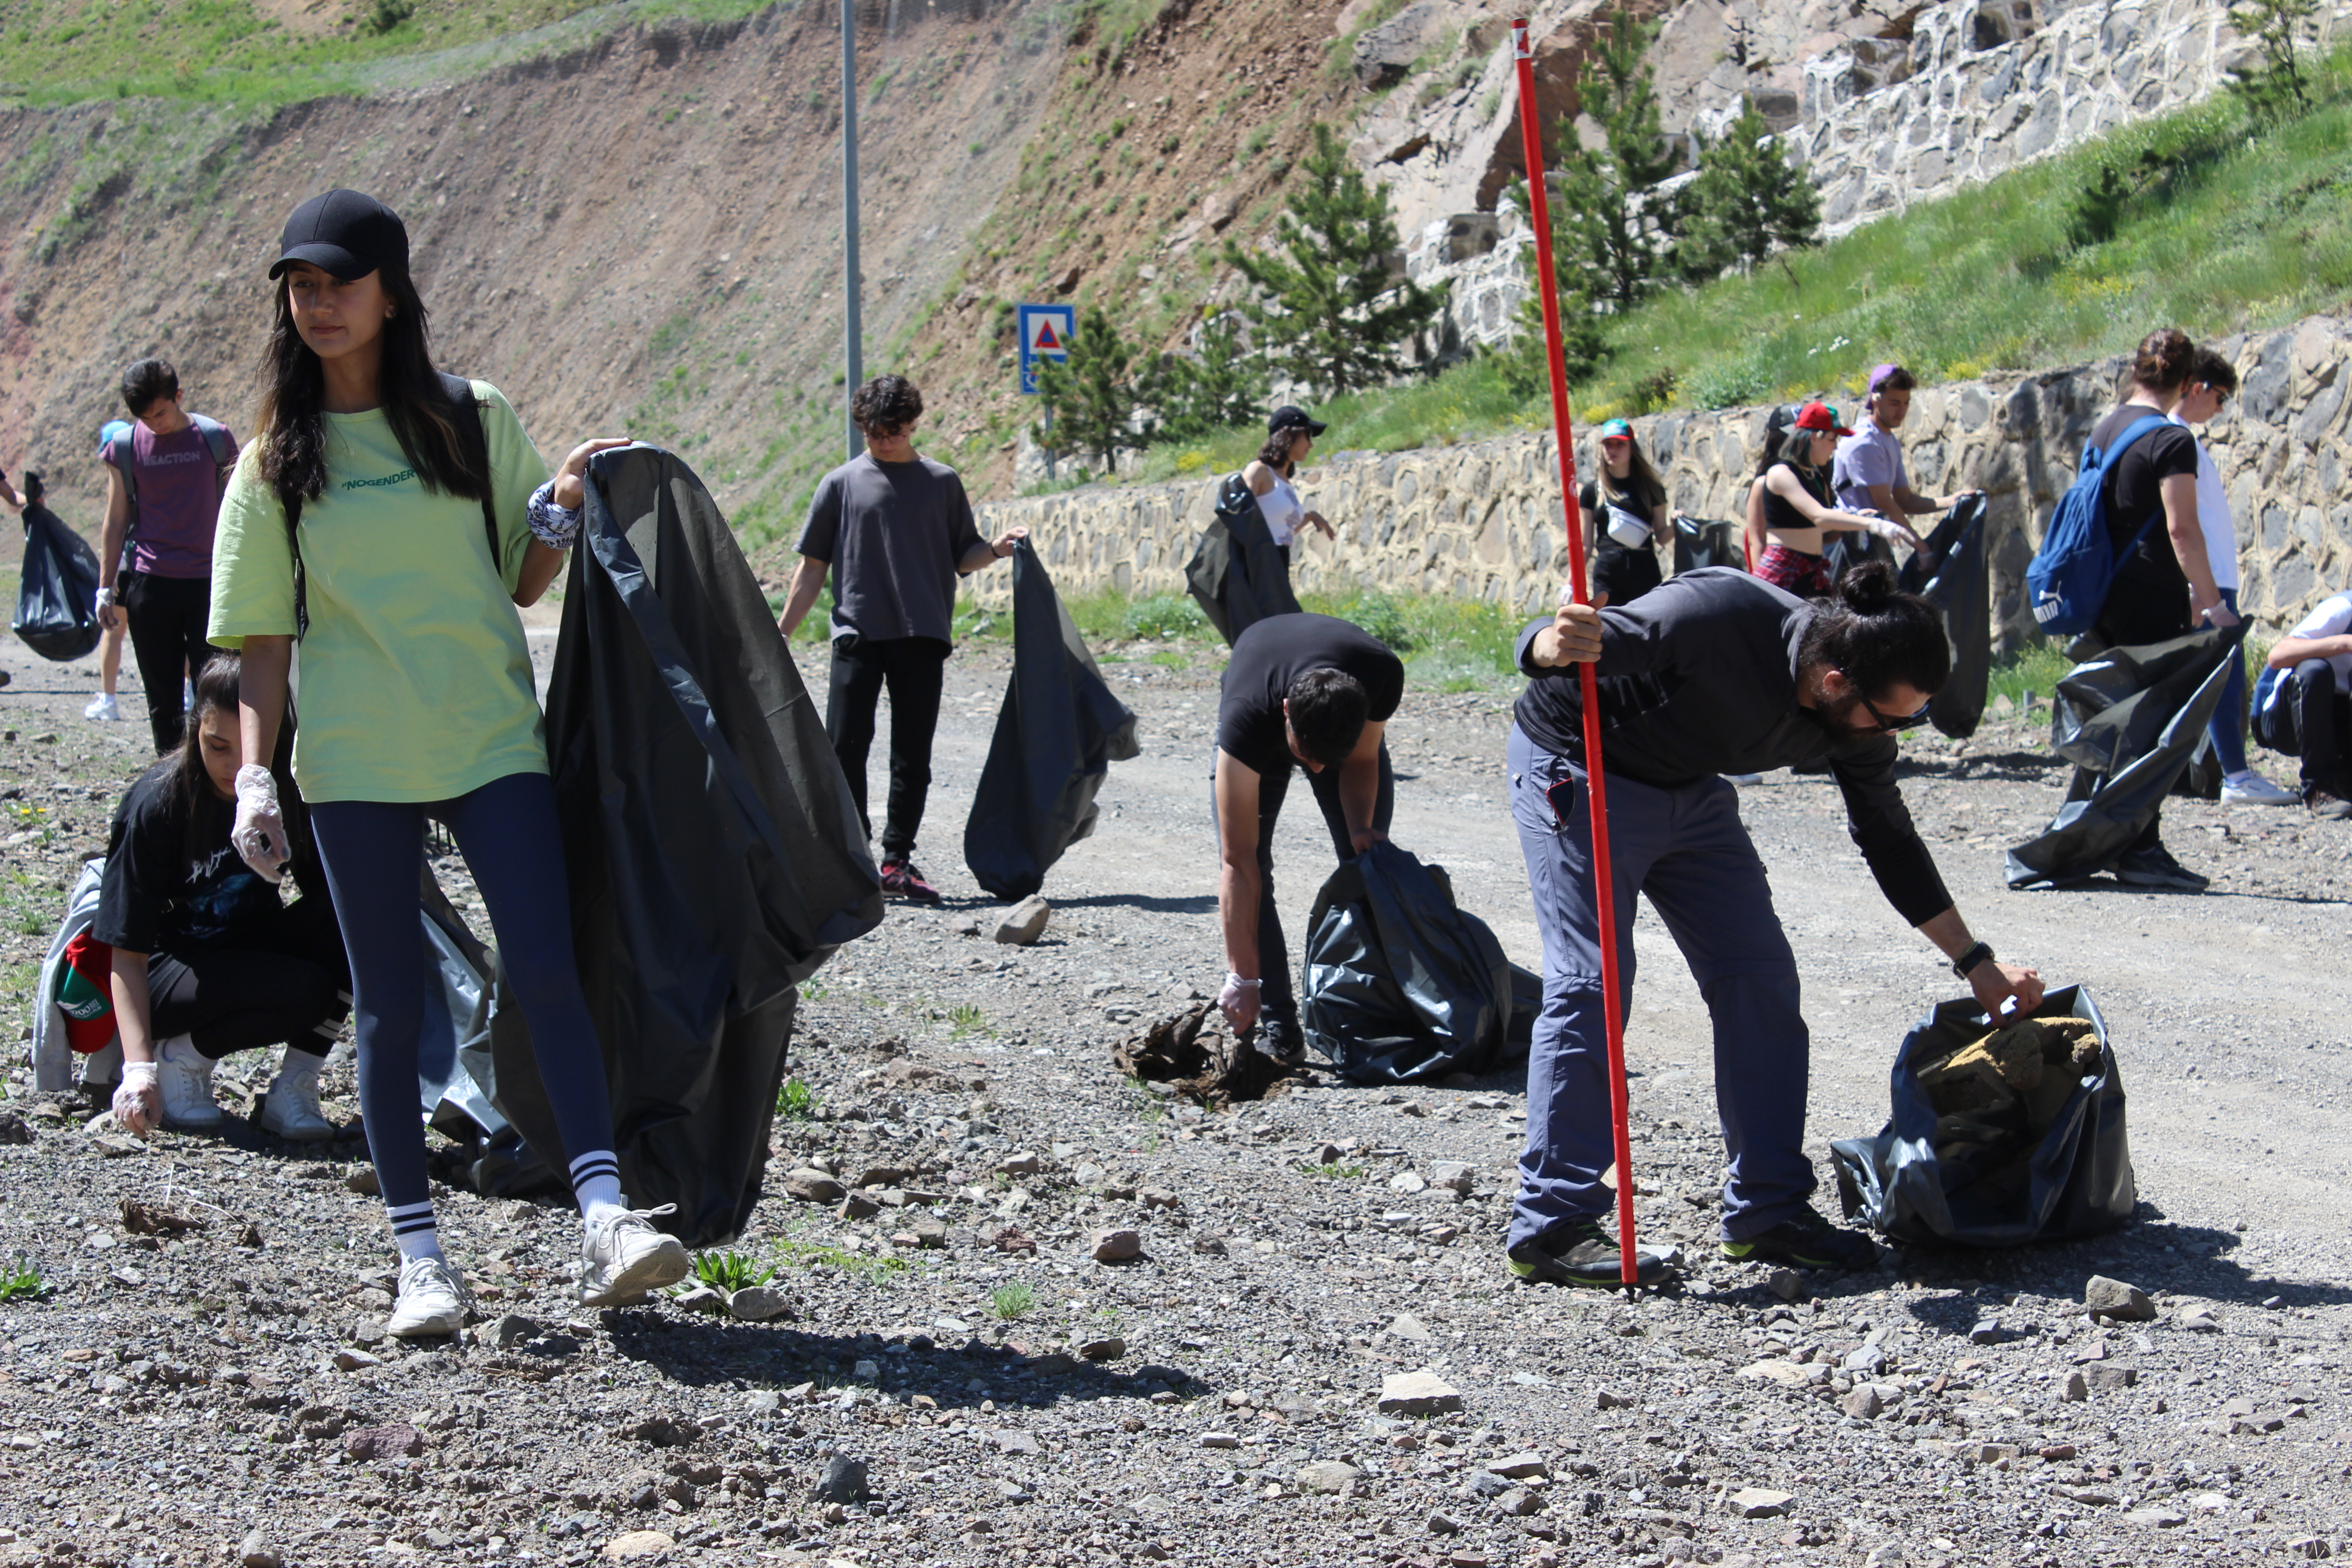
[1675,94,1822,282]
[2229,0,2317,120]
[1551,4,1681,312]
[1153,314,1268,441]
[1033,307,1144,473]
[1223,122,1443,402]
[1497,179,1611,397]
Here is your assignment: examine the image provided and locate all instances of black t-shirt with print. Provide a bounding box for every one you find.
[94,765,283,956]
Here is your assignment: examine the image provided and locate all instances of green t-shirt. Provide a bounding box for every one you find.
[207,380,552,804]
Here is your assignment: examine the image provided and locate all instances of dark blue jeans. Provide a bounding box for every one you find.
[1508,724,1814,1249]
[2208,586,2250,774]
[310,771,615,1216]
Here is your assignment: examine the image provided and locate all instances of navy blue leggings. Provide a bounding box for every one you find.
[309,771,614,1217]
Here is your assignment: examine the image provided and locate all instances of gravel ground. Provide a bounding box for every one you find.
[2,627,2347,1568]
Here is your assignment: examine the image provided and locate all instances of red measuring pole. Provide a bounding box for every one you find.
[1511,20,1640,1287]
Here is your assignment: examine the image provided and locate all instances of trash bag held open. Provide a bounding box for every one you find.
[2005,626,2242,889]
[1895,494,1991,740]
[490,444,883,1247]
[963,538,1139,901]
[1184,475,1301,647]
[1671,515,1743,574]
[1299,842,1516,1083]
[1831,985,2133,1247]
[14,500,104,663]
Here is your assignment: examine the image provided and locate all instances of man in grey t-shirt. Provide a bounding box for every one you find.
[1832,363,1977,522]
[778,375,1025,902]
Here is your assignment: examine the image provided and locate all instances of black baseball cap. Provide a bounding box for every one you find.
[269,189,409,281]
[1267,405,1328,437]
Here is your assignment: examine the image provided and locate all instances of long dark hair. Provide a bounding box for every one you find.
[165,653,318,892]
[1256,428,1302,476]
[255,261,486,511]
[1799,562,1949,700]
[1599,433,1664,507]
[2129,327,2194,396]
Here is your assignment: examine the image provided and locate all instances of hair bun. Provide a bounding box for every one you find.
[1837,559,1898,612]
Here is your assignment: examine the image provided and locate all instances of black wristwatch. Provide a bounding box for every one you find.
[1950,940,1995,982]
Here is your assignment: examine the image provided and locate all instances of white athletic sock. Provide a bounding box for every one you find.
[388,1200,443,1262]
[568,1149,625,1223]
[276,1048,325,1087]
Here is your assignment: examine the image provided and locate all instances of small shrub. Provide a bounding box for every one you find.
[990,1282,1037,1319]
[362,0,414,35]
[775,1078,818,1120]
[948,1002,990,1040]
[686,1249,775,1294]
[1,1257,52,1303]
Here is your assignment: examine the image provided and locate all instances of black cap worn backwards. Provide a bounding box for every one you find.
[269,189,409,282]
[1267,404,1328,437]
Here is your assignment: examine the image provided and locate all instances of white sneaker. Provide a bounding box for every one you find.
[2220,770,2299,807]
[156,1042,222,1130]
[580,1202,691,1307]
[1724,773,1763,786]
[388,1254,472,1338]
[257,1070,334,1141]
[83,692,120,722]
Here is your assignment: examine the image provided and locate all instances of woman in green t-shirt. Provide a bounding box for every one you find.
[206,189,689,1339]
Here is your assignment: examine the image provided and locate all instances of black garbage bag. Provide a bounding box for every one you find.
[1896,494,1991,740]
[964,538,1140,900]
[1184,474,1301,646]
[1299,843,1513,1083]
[490,444,883,1246]
[1831,985,2133,1246]
[13,500,103,662]
[1821,523,1896,585]
[2005,626,2242,889]
[1671,514,1743,574]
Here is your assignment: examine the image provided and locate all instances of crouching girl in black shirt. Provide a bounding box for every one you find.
[100,653,348,1140]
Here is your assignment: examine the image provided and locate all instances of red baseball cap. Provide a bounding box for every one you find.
[1793,401,1853,437]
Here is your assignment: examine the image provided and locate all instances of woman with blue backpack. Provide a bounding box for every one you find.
[2069,327,2239,890]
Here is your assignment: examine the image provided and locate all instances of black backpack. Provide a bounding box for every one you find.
[284,372,500,638]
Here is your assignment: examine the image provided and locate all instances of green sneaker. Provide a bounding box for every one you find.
[1506,1219,1677,1289]
[1720,1207,1879,1272]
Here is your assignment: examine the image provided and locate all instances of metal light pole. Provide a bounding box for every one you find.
[842,0,863,459]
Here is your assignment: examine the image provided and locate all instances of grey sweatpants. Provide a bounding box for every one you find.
[1506,723,1817,1250]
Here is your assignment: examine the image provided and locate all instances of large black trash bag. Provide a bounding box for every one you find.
[1299,843,1514,1083]
[13,500,103,662]
[1895,494,1991,740]
[963,538,1140,900]
[490,444,883,1246]
[1184,474,1301,646]
[2004,626,2242,889]
[1672,514,1743,574]
[1831,985,2133,1247]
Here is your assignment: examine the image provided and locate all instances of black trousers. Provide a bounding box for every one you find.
[121,570,212,754]
[825,634,951,860]
[1213,745,1396,1017]
[147,896,352,1062]
[2253,660,2352,796]
[2083,566,2194,853]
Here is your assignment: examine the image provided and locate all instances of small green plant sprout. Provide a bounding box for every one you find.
[776,1078,819,1120]
[990,1281,1037,1320]
[0,1257,49,1303]
[948,1003,990,1040]
[685,1249,775,1294]
[1298,1160,1367,1180]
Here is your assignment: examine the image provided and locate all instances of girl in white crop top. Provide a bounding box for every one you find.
[1242,406,1336,549]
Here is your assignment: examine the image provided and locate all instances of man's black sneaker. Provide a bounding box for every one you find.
[1506,1219,1677,1289]
[1252,1009,1307,1067]
[2113,843,2208,891]
[1720,1208,1880,1272]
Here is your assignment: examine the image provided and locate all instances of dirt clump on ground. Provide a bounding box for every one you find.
[1112,1002,1294,1106]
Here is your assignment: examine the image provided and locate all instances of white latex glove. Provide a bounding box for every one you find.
[113,1061,160,1137]
[230,764,290,884]
[1217,972,1262,1034]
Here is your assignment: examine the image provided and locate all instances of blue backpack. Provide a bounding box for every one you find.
[2024,414,2172,637]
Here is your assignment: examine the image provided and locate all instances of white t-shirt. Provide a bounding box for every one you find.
[1259,472,1304,547]
[2262,592,2352,713]
[2170,413,2237,592]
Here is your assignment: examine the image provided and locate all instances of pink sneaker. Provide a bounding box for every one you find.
[878,858,942,903]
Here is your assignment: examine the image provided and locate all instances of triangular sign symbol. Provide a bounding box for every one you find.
[1034,320,1062,350]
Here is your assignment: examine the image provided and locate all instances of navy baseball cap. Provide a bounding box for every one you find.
[269,189,409,281]
[1267,405,1328,437]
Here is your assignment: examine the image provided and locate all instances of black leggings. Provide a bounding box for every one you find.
[2254,660,2352,794]
[1211,745,1396,1017]
[825,634,951,859]
[121,571,211,754]
[147,897,350,1062]
[309,771,616,1218]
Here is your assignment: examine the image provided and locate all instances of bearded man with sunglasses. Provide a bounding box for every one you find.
[1503,563,2044,1289]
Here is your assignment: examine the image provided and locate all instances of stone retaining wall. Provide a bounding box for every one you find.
[974,313,2352,646]
[1791,0,2352,240]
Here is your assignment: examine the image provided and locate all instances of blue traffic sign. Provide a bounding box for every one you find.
[1017,303,1075,396]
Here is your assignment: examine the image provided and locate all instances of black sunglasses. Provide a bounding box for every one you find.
[1853,683,1932,733]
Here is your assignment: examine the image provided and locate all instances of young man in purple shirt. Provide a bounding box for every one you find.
[1831,364,1978,523]
[97,358,239,753]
